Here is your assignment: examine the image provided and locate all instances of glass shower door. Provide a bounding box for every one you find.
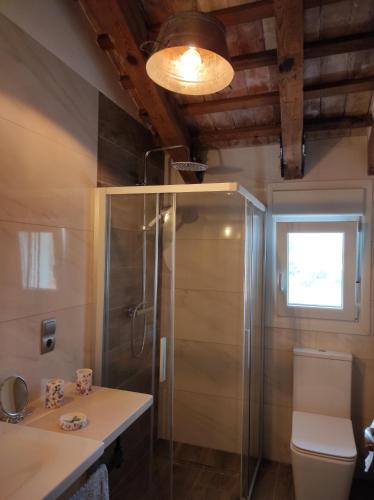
[242,203,265,499]
[103,193,174,500]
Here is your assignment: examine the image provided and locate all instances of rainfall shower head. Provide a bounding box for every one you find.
[172,161,208,172]
[143,144,207,183]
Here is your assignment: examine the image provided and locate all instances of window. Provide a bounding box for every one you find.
[287,232,344,309]
[276,219,359,322]
[269,182,372,335]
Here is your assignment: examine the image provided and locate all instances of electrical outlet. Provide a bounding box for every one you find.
[41,319,56,354]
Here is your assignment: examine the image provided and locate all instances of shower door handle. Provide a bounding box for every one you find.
[160,337,167,383]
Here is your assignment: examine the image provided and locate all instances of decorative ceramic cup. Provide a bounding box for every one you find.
[59,412,88,431]
[76,368,93,396]
[45,378,64,409]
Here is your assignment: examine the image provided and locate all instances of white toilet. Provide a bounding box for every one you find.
[291,347,357,500]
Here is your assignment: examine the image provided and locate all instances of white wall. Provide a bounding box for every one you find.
[206,136,369,201]
[0,0,139,120]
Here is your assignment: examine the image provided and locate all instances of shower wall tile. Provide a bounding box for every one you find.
[108,268,142,312]
[98,94,163,187]
[109,228,143,270]
[0,303,93,400]
[0,221,93,323]
[173,389,243,454]
[174,339,243,399]
[0,117,96,231]
[103,334,154,390]
[0,14,98,159]
[175,196,245,241]
[110,199,145,231]
[174,289,243,346]
[175,239,244,292]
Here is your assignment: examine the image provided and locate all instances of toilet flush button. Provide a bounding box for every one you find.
[41,319,56,354]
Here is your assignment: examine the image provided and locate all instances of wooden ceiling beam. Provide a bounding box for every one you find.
[78,0,199,183]
[305,31,374,59]
[181,77,374,115]
[97,29,374,88]
[305,76,374,99]
[182,92,279,115]
[213,0,338,26]
[197,115,373,145]
[149,0,339,36]
[273,0,304,180]
[232,31,374,72]
[304,115,373,132]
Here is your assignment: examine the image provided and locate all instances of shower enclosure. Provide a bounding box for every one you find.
[94,183,266,500]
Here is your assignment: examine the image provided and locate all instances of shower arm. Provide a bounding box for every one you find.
[143,144,190,185]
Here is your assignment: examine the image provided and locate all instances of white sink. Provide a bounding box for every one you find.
[0,421,103,500]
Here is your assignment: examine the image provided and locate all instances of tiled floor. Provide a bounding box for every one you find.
[251,460,374,500]
[111,438,374,500]
[172,442,242,500]
[251,460,294,500]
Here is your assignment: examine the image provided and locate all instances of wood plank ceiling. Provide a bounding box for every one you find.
[79,0,374,180]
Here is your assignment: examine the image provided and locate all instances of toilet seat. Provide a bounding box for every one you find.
[291,411,357,462]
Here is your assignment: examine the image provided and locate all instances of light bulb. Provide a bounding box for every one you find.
[175,47,203,82]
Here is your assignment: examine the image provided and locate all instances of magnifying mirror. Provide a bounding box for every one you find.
[0,375,29,422]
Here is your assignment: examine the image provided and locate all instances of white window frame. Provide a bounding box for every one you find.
[267,180,372,335]
[276,218,359,321]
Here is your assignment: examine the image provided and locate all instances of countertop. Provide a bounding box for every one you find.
[0,422,103,500]
[0,384,153,499]
[24,384,153,447]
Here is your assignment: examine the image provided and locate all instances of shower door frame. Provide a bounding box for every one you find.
[93,182,266,499]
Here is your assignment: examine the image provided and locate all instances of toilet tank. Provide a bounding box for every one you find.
[293,347,352,418]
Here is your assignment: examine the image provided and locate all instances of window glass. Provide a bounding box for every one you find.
[287,232,344,309]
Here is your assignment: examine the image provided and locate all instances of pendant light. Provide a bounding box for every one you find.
[145,11,234,96]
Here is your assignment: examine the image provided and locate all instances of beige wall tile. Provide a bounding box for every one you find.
[265,327,316,351]
[174,339,243,399]
[0,117,96,230]
[175,289,243,346]
[173,389,242,454]
[0,14,98,159]
[352,357,374,418]
[0,304,92,400]
[263,404,292,464]
[175,239,244,292]
[0,221,93,322]
[313,331,374,361]
[264,348,293,409]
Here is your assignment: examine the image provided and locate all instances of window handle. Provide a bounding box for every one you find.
[278,272,286,294]
[159,337,167,383]
[355,281,361,321]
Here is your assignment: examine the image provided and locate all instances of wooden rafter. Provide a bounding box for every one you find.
[273,0,304,179]
[181,77,374,115]
[78,0,199,183]
[97,26,374,91]
[232,31,374,72]
[197,115,373,145]
[148,0,339,35]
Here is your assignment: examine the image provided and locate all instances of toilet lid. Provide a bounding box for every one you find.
[292,411,357,460]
